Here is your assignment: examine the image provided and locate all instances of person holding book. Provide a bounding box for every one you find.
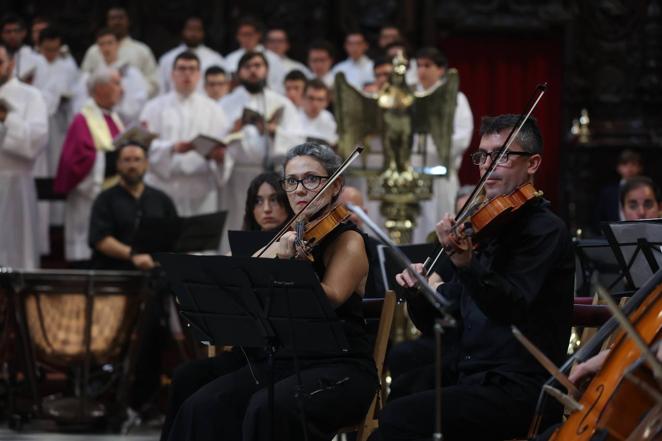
[140,51,230,217]
[218,51,301,250]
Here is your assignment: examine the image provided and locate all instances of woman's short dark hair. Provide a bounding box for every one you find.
[284,142,343,176]
[283,143,344,203]
[620,175,660,206]
[243,172,294,231]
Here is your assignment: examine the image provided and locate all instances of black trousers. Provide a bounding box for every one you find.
[386,336,435,382]
[370,371,555,441]
[160,349,249,441]
[166,356,377,441]
[129,287,168,411]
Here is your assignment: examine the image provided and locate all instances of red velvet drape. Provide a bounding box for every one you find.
[439,35,564,209]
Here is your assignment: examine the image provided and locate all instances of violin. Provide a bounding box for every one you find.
[548,285,662,441]
[293,203,352,261]
[457,182,543,242]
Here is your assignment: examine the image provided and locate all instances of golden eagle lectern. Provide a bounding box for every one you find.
[335,52,459,243]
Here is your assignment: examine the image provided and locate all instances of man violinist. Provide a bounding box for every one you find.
[371,114,576,441]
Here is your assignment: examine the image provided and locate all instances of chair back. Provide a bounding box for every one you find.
[339,290,396,441]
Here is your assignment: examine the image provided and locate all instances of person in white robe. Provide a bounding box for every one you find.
[54,67,124,263]
[307,40,335,89]
[283,69,307,109]
[295,79,337,147]
[0,44,49,269]
[218,51,302,250]
[411,48,474,243]
[78,28,148,127]
[140,51,230,217]
[331,32,374,90]
[1,14,42,83]
[265,28,312,78]
[158,17,226,95]
[204,65,230,102]
[32,27,79,167]
[31,27,80,248]
[81,7,158,97]
[383,40,419,87]
[223,17,286,94]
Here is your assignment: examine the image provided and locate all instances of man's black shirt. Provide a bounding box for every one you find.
[88,184,178,270]
[435,198,575,383]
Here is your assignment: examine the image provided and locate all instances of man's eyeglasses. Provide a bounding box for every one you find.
[470,150,534,166]
[281,175,329,192]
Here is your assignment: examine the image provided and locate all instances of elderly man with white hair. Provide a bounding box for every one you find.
[0,43,49,270]
[54,66,124,264]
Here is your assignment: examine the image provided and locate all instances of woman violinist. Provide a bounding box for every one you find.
[165,143,378,441]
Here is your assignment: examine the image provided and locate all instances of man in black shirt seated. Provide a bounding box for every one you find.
[88,141,178,423]
[371,115,575,441]
[89,141,177,270]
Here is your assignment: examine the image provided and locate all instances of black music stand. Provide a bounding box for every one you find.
[228,230,277,257]
[132,211,227,254]
[573,238,626,296]
[602,219,662,290]
[156,253,349,439]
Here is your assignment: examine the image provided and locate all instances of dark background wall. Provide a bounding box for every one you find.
[3,0,661,233]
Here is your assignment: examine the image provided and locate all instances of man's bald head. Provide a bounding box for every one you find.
[338,186,366,227]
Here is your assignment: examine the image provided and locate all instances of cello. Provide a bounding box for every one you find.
[539,270,662,440]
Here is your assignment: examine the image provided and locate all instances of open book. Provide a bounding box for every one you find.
[190,131,244,156]
[240,106,284,133]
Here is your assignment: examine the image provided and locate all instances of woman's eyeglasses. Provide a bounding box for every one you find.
[280,175,329,192]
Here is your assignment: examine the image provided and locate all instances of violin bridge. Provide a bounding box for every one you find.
[534,190,544,197]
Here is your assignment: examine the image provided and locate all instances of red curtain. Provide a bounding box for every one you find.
[439,35,564,209]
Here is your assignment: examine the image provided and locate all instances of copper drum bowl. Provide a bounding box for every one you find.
[17,270,147,425]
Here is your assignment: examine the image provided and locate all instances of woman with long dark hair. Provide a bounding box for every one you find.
[242,171,293,232]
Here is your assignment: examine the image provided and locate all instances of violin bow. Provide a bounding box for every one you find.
[255,145,364,258]
[423,83,548,276]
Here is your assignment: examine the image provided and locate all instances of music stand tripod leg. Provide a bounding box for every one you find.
[433,318,444,441]
[282,282,310,441]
